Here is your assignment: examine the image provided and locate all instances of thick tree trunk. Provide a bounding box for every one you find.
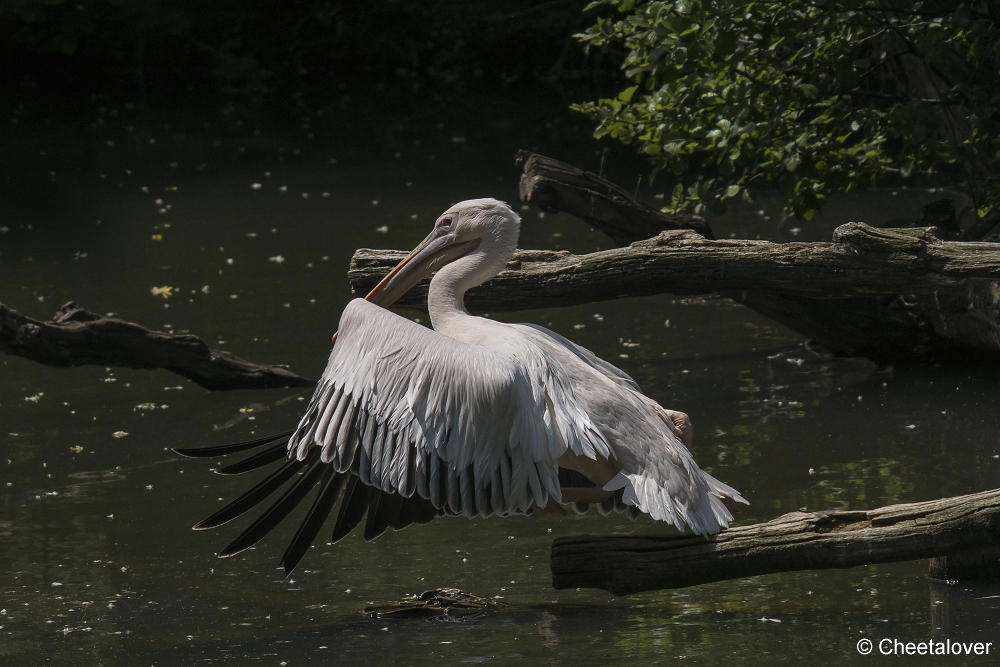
[550,489,1000,595]
[0,301,313,390]
[348,224,1000,312]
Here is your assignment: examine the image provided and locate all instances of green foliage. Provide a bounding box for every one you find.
[574,1,1000,222]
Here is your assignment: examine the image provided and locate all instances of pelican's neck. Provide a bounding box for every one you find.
[428,246,508,338]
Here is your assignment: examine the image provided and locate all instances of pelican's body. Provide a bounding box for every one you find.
[178,198,745,573]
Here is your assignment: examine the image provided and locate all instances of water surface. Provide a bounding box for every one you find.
[2,118,999,666]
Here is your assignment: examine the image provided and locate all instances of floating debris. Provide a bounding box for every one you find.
[364,588,506,620]
[151,286,173,299]
[269,256,285,264]
[112,431,128,439]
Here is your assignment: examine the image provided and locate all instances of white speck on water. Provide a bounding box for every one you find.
[808,468,815,475]
[226,258,234,265]
[759,617,781,623]
[52,582,62,587]
[279,186,288,193]
[789,227,801,236]
[230,295,238,299]
[24,392,44,403]
[372,200,379,206]
[269,255,285,264]
[301,192,309,198]
[906,424,916,430]
[593,313,603,321]
[376,225,389,233]
[112,431,128,439]
[252,183,262,190]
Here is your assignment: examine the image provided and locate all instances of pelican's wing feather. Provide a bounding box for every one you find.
[287,299,606,518]
[516,323,641,391]
[514,322,747,537]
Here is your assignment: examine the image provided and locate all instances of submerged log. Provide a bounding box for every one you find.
[516,151,1000,363]
[348,224,1000,313]
[0,301,313,390]
[550,489,1000,595]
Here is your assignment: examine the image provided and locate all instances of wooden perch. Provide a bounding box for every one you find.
[0,301,313,391]
[348,224,1000,312]
[515,151,1000,363]
[516,150,714,242]
[550,488,1000,595]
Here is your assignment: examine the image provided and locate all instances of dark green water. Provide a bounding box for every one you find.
[2,110,1000,666]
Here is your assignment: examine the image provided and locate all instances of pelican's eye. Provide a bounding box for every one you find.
[437,216,454,231]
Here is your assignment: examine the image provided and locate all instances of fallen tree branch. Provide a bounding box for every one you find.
[550,488,1000,595]
[516,150,715,242]
[349,224,1000,312]
[514,152,1000,363]
[0,301,313,390]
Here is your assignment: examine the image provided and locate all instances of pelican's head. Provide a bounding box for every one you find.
[365,198,520,307]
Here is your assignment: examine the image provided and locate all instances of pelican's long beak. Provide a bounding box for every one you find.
[364,229,479,308]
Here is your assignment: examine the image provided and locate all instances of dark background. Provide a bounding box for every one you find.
[1,1,641,222]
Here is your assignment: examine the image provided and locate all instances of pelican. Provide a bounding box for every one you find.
[176,198,746,573]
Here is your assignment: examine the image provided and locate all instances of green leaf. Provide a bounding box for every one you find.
[797,83,818,100]
[618,85,639,103]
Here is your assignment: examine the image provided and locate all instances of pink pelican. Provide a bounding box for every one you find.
[176,198,746,573]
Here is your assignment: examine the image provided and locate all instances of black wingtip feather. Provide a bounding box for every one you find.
[218,457,324,558]
[193,457,307,530]
[330,476,372,544]
[174,431,293,458]
[214,443,288,475]
[364,490,403,542]
[280,469,349,576]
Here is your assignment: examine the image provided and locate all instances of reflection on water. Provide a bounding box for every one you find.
[2,118,1000,666]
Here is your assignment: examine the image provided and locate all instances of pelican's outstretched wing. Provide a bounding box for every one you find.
[180,299,616,572]
[290,299,613,515]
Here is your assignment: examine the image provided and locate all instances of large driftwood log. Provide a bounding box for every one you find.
[348,224,1000,313]
[517,151,1000,363]
[516,150,715,242]
[550,489,1000,595]
[0,301,312,390]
